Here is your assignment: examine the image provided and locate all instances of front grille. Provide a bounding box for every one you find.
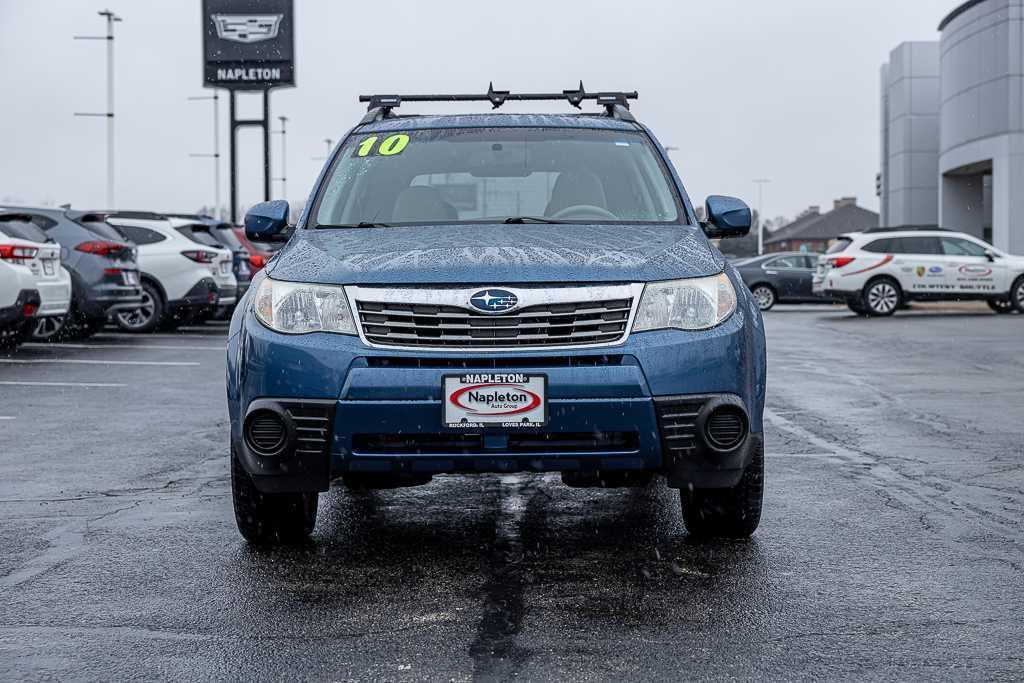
[355,298,633,349]
[365,354,625,369]
[654,398,705,459]
[352,431,638,455]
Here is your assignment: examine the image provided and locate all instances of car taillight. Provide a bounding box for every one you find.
[828,256,856,268]
[0,244,39,262]
[181,250,219,264]
[249,253,265,269]
[76,241,125,257]
[22,302,39,316]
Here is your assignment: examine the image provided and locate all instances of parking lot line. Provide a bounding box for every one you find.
[0,416,14,420]
[0,381,126,388]
[0,359,200,367]
[22,343,224,352]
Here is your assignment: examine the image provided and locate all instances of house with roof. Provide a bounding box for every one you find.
[764,197,879,253]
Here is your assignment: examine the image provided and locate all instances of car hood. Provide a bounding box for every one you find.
[266,224,724,285]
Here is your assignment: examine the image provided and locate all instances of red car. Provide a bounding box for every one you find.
[233,227,274,272]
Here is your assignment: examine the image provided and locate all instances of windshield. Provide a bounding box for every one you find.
[311,127,684,227]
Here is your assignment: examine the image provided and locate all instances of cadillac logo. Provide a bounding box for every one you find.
[212,14,284,44]
[469,289,519,314]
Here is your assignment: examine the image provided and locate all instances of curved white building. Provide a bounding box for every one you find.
[938,0,1024,252]
[880,0,1024,253]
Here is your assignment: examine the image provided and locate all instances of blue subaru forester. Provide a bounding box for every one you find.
[227,86,766,544]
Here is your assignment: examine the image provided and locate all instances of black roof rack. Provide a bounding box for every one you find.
[862,225,951,233]
[358,82,638,124]
[69,210,168,223]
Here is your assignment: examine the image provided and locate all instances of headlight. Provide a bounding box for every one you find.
[253,277,356,335]
[632,273,737,332]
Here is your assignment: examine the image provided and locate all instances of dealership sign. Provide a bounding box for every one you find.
[202,0,294,90]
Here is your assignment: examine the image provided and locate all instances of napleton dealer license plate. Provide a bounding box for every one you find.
[443,373,547,428]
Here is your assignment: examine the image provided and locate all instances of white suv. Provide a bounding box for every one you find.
[813,228,1024,316]
[100,214,236,332]
[1,235,72,347]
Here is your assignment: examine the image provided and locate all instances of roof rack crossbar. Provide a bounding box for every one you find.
[358,82,638,123]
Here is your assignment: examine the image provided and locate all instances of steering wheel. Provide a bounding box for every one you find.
[550,204,618,221]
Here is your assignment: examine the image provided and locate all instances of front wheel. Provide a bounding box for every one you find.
[862,278,901,316]
[987,298,1015,314]
[680,441,763,538]
[750,285,776,312]
[231,452,317,545]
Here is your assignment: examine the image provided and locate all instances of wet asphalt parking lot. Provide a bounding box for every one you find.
[1,305,1022,681]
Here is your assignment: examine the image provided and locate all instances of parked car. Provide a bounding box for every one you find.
[0,207,141,340]
[0,215,72,340]
[97,212,234,332]
[814,227,1024,316]
[227,89,767,545]
[735,251,834,311]
[0,235,43,349]
[233,226,273,272]
[165,215,251,309]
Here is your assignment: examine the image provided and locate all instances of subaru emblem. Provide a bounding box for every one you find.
[469,289,518,314]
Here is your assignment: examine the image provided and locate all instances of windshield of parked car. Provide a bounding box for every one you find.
[311,127,685,226]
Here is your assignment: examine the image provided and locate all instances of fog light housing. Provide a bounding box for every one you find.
[245,409,288,456]
[704,406,747,450]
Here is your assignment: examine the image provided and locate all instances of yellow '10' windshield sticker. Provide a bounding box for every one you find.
[355,133,410,157]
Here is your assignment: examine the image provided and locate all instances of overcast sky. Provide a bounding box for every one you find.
[1,0,951,223]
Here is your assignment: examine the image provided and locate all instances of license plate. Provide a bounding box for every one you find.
[123,271,139,286]
[43,260,55,276]
[444,373,547,428]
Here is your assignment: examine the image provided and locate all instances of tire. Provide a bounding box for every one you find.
[1011,275,1024,313]
[61,315,105,341]
[231,451,317,545]
[861,278,901,317]
[680,441,763,538]
[115,281,164,333]
[0,322,26,350]
[846,298,868,316]
[987,298,1015,314]
[750,284,776,312]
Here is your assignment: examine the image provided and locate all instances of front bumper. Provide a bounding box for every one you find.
[228,302,767,493]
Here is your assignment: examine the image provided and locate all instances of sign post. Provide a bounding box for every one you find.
[202,0,294,222]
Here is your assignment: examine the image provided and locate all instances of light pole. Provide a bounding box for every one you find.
[753,178,772,255]
[188,92,221,218]
[75,8,122,208]
[272,116,288,199]
[312,138,334,162]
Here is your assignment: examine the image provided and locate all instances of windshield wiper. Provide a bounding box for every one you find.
[315,221,390,229]
[503,216,569,224]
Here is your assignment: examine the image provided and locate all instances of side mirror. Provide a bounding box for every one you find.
[702,195,752,239]
[984,248,997,262]
[244,200,291,243]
